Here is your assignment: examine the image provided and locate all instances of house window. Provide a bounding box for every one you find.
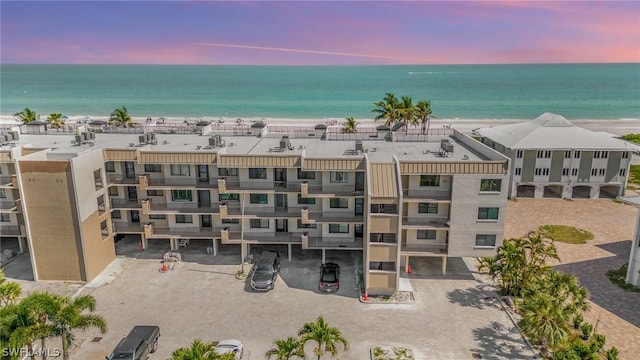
[297,219,317,229]
[562,168,569,176]
[93,169,103,190]
[297,194,316,205]
[622,152,629,159]
[170,164,190,176]
[480,179,501,192]
[0,189,5,198]
[222,219,239,224]
[110,210,121,219]
[108,187,119,196]
[0,213,9,222]
[419,175,440,187]
[329,224,349,233]
[171,190,192,201]
[105,161,115,172]
[572,169,578,176]
[146,190,163,196]
[249,168,267,179]
[330,198,349,208]
[144,164,162,172]
[591,169,598,176]
[417,230,437,239]
[598,168,605,176]
[250,219,269,229]
[478,207,499,220]
[574,151,581,158]
[516,150,523,159]
[514,168,522,176]
[297,169,316,180]
[250,194,268,204]
[620,169,627,176]
[535,168,549,176]
[475,234,497,247]
[418,203,438,214]
[149,214,167,220]
[175,215,193,223]
[219,193,239,202]
[218,168,238,176]
[564,151,571,159]
[330,171,349,183]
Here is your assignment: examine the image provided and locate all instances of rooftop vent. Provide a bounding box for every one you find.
[208,135,224,147]
[355,140,363,152]
[280,136,293,150]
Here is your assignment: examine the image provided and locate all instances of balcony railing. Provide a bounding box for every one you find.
[369,233,397,244]
[0,176,13,187]
[106,174,139,185]
[223,180,278,191]
[0,225,23,236]
[402,217,449,229]
[401,243,448,256]
[148,202,220,214]
[0,201,17,211]
[110,199,143,209]
[402,189,451,201]
[301,235,364,250]
[223,205,306,218]
[302,182,364,197]
[146,177,199,188]
[112,222,145,234]
[222,231,304,244]
[302,209,363,223]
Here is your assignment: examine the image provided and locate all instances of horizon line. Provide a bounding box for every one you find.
[2,61,639,66]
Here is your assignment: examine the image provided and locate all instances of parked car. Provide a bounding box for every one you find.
[106,325,160,360]
[319,262,340,292]
[250,250,280,291]
[214,339,244,359]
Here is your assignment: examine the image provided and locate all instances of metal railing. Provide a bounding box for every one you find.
[149,203,220,214]
[106,174,139,185]
[306,211,364,223]
[402,216,449,228]
[402,189,451,200]
[400,243,448,255]
[110,199,143,208]
[0,225,22,235]
[305,237,364,249]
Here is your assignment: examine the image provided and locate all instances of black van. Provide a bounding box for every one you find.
[250,250,280,291]
[106,325,160,360]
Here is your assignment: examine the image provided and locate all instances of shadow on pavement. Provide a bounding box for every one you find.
[405,257,475,280]
[446,284,501,310]
[471,321,535,360]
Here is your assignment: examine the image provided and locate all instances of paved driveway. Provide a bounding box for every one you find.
[70,239,533,360]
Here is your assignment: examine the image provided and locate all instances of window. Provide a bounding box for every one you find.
[146,190,163,196]
[219,193,239,202]
[222,219,239,224]
[144,164,162,172]
[297,194,316,205]
[598,168,605,176]
[561,168,569,176]
[218,168,238,176]
[417,230,436,239]
[620,169,627,176]
[149,214,167,220]
[514,168,522,176]
[330,198,349,208]
[0,189,5,198]
[249,168,267,179]
[419,175,440,187]
[175,215,193,223]
[564,151,571,159]
[593,151,608,159]
[105,161,115,172]
[171,190,192,201]
[574,151,581,158]
[297,169,316,180]
[591,169,598,176]
[110,210,121,219]
[534,168,549,176]
[475,234,497,247]
[0,213,9,222]
[170,164,190,176]
[93,169,103,190]
[329,224,349,233]
[536,150,550,158]
[250,194,268,204]
[108,187,119,196]
[478,207,499,220]
[622,152,629,159]
[572,168,578,176]
[297,219,317,229]
[480,179,501,192]
[330,171,349,183]
[418,203,438,214]
[516,150,523,158]
[250,219,269,229]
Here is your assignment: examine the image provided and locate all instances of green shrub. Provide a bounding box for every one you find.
[581,323,593,340]
[606,264,640,292]
[589,333,606,353]
[605,347,619,360]
[572,314,583,329]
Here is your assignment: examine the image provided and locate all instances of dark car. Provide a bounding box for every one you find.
[319,262,340,292]
[250,251,280,291]
[106,325,160,360]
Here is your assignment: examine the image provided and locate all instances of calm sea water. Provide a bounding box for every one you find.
[1,64,639,120]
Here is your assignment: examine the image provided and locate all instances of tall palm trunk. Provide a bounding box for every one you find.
[61,329,69,360]
[40,337,47,360]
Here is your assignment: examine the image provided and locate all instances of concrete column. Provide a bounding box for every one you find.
[141,234,148,249]
[18,237,25,253]
[534,184,544,198]
[590,185,599,199]
[288,243,292,261]
[212,238,218,256]
[442,256,447,275]
[322,249,325,264]
[241,243,247,263]
[405,255,410,273]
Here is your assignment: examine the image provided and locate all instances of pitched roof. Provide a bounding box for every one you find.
[476,112,640,150]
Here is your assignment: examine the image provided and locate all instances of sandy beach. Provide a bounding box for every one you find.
[1,115,638,137]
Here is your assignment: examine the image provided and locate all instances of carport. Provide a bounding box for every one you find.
[516,185,535,198]
[599,185,621,199]
[572,185,592,199]
[543,185,563,198]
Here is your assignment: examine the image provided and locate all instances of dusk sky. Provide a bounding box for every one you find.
[1,1,639,65]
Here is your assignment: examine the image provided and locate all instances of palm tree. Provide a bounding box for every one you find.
[109,106,133,128]
[265,337,306,359]
[398,96,416,132]
[13,107,40,124]
[170,340,237,360]
[46,113,65,129]
[0,269,22,307]
[518,292,572,354]
[298,316,348,360]
[414,100,434,134]
[22,292,107,360]
[372,93,400,127]
[341,117,358,134]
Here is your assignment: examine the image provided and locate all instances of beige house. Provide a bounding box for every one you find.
[1,123,509,294]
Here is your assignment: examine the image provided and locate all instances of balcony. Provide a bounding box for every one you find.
[0,201,17,212]
[112,222,145,234]
[146,177,200,189]
[222,180,277,192]
[0,176,13,188]
[370,233,397,244]
[401,243,448,256]
[300,208,363,224]
[302,182,363,197]
[148,202,220,215]
[223,205,305,219]
[0,225,24,237]
[221,230,304,244]
[97,202,107,215]
[402,189,451,202]
[146,226,218,239]
[402,216,449,229]
[301,234,364,250]
[106,174,139,185]
[110,199,143,210]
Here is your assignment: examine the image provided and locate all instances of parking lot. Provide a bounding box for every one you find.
[65,236,533,360]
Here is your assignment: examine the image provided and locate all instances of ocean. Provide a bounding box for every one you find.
[1,63,639,120]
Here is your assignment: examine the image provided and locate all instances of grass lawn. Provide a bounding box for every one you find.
[606,264,640,292]
[629,164,640,189]
[538,225,595,244]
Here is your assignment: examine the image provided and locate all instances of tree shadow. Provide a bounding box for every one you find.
[446,284,501,309]
[471,321,536,360]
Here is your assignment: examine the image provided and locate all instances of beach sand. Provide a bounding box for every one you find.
[1,115,638,137]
